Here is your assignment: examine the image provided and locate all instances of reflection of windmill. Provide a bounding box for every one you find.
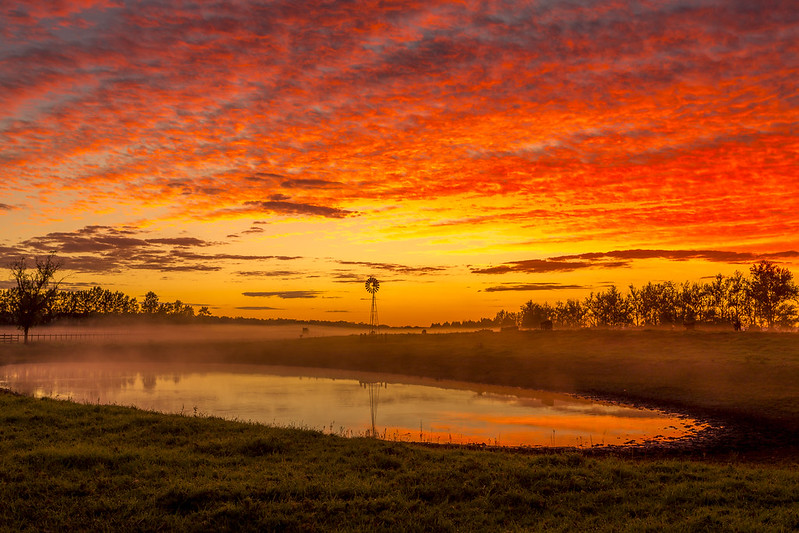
[359,380,386,437]
[365,276,380,334]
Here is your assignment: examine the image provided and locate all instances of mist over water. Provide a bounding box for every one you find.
[0,323,379,343]
[0,361,706,448]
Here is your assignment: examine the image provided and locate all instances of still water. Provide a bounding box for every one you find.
[0,362,705,447]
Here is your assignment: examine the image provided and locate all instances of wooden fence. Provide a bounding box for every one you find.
[0,333,120,343]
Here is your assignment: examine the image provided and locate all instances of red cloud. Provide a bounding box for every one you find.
[1,0,797,252]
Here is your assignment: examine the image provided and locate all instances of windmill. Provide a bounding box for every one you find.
[365,276,380,334]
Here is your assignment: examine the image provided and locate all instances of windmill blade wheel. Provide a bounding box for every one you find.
[365,276,380,294]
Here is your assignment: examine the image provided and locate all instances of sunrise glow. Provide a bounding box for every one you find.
[2,0,797,325]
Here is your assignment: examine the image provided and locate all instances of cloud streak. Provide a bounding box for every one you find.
[242,201,356,219]
[336,260,447,275]
[472,249,799,275]
[242,291,323,299]
[483,283,587,292]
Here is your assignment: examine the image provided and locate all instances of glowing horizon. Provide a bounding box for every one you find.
[1,0,797,325]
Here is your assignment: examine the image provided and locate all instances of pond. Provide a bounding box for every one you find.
[0,362,706,448]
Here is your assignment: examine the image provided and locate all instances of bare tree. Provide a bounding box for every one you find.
[7,255,62,343]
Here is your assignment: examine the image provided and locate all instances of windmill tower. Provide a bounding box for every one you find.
[365,276,380,334]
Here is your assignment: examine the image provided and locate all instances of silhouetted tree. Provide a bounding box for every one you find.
[519,301,552,328]
[629,283,674,326]
[678,281,706,325]
[141,291,160,314]
[493,310,518,328]
[7,255,62,342]
[171,300,195,320]
[747,260,798,328]
[585,286,632,327]
[725,271,751,327]
[553,299,586,328]
[0,289,13,325]
[706,274,730,325]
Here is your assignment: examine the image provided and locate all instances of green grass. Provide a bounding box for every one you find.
[3,328,799,530]
[2,390,799,531]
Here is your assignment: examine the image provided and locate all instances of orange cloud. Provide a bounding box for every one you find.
[2,0,798,319]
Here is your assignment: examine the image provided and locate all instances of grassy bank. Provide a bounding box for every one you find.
[2,389,799,531]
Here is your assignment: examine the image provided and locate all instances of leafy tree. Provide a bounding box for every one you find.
[627,282,678,326]
[7,255,62,343]
[141,291,160,314]
[678,281,706,324]
[585,286,632,327]
[706,274,730,324]
[519,301,552,328]
[493,310,518,328]
[725,271,751,326]
[171,300,195,320]
[0,289,13,324]
[747,260,798,328]
[553,299,586,328]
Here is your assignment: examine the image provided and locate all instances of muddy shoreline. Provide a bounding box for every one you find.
[435,391,799,464]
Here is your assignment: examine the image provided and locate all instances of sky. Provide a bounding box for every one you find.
[1,0,797,326]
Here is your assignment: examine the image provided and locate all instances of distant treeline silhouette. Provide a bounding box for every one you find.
[0,285,374,329]
[431,261,798,330]
[0,288,197,324]
[2,260,797,331]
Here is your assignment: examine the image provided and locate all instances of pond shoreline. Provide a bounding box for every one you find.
[2,328,798,462]
[3,385,798,531]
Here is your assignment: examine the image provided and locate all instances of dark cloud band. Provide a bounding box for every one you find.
[473,249,799,274]
[242,291,322,299]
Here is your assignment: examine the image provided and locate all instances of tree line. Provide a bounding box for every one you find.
[0,256,215,342]
[3,257,798,342]
[1,255,377,342]
[0,283,211,324]
[485,261,798,330]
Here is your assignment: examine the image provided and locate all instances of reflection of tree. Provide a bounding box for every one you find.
[0,364,169,398]
[359,381,386,437]
[141,373,157,390]
[0,364,138,397]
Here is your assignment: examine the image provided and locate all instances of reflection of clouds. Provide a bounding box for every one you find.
[0,362,704,447]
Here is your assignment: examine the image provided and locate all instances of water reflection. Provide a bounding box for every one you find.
[359,381,386,437]
[0,362,706,447]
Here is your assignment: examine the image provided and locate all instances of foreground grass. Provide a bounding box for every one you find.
[2,390,799,532]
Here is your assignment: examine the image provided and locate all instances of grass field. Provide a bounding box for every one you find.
[2,328,799,530]
[2,390,799,531]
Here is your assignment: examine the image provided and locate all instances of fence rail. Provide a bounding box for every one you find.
[0,333,120,343]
